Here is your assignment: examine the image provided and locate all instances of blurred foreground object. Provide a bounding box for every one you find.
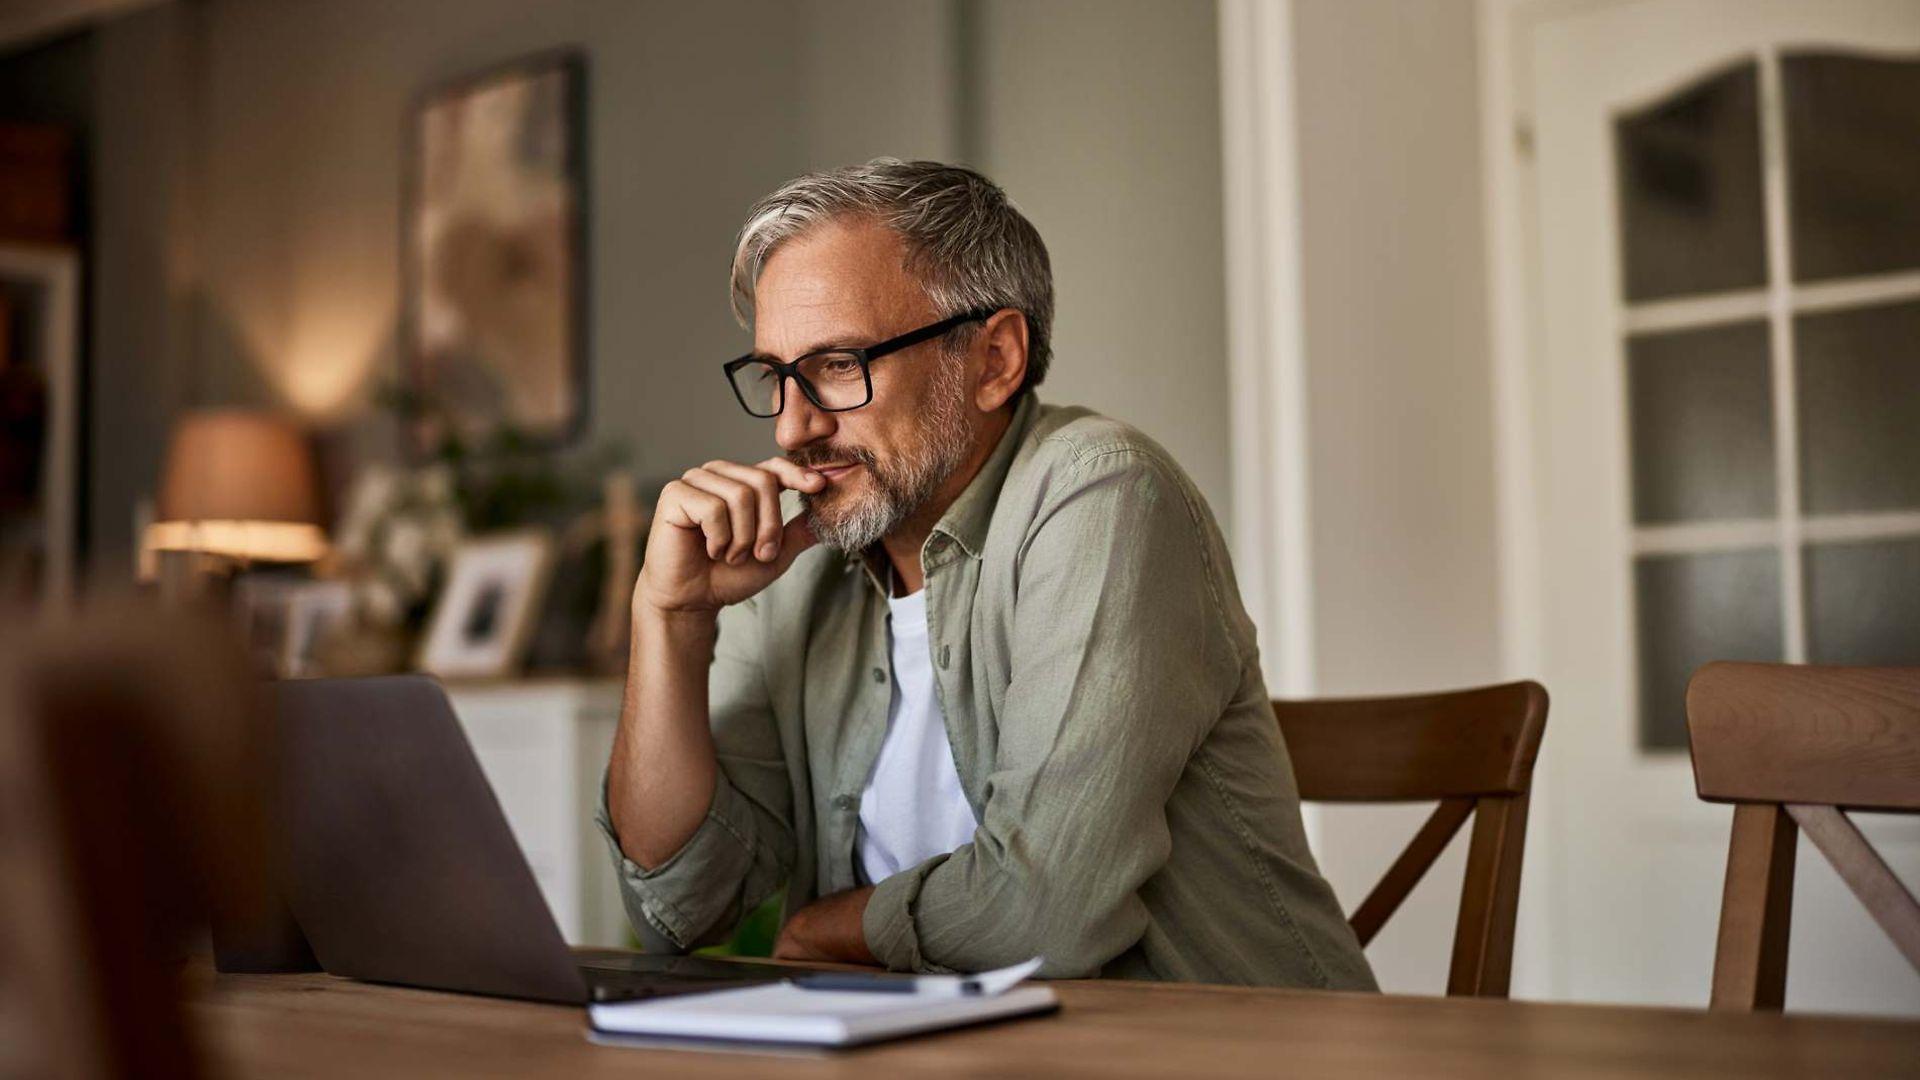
[0,598,268,1079]
[145,411,328,598]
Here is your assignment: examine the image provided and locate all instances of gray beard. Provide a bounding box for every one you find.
[799,357,974,555]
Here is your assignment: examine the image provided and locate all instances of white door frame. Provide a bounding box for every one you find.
[1217,0,1318,705]
[1475,0,1602,1003]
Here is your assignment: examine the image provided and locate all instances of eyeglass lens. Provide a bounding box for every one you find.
[731,351,869,416]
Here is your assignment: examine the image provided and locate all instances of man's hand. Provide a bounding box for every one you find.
[772,886,878,965]
[636,457,826,615]
[609,456,826,870]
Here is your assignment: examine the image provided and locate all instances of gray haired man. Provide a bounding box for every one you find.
[600,160,1376,989]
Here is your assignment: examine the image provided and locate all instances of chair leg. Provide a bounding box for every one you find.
[1449,793,1529,998]
[1710,803,1797,1011]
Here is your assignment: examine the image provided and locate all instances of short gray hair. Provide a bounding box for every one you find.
[730,159,1055,399]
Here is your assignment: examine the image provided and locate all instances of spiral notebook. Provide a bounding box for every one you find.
[586,958,1058,1051]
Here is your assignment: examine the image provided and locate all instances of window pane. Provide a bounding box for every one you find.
[1627,321,1776,524]
[1805,537,1920,666]
[1795,300,1920,514]
[1783,52,1920,282]
[1615,61,1767,302]
[1635,549,1783,750]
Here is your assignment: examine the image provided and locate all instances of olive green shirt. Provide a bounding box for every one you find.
[598,396,1376,989]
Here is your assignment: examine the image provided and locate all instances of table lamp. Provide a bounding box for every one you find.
[146,411,328,585]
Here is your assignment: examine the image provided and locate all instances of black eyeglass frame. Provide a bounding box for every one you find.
[722,308,999,418]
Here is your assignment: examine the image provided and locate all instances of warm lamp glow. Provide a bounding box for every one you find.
[153,410,327,564]
[145,520,329,563]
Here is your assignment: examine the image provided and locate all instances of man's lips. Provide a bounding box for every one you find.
[809,462,861,481]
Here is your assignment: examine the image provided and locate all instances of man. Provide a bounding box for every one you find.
[599,159,1375,989]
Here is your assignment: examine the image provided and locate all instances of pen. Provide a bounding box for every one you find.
[791,972,986,995]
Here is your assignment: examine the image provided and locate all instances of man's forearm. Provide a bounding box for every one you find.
[606,603,721,869]
[774,887,877,965]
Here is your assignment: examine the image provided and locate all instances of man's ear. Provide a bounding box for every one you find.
[973,309,1030,412]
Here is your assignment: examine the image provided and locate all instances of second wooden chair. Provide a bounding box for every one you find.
[1686,661,1920,1011]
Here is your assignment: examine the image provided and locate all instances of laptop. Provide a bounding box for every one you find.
[242,674,816,1005]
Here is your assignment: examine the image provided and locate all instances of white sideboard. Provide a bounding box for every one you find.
[442,678,631,948]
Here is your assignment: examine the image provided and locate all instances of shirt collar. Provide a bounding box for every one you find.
[930,393,1039,560]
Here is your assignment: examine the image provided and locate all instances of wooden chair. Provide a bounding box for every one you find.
[1685,661,1920,1011]
[1273,680,1549,997]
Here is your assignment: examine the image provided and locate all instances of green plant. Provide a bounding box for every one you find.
[695,891,784,959]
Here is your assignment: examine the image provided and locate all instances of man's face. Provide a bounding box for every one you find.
[752,218,979,553]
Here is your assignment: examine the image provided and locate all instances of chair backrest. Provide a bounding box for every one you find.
[1685,661,1920,1011]
[1273,680,1548,997]
[0,599,267,1079]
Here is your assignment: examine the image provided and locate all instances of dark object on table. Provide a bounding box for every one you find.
[264,675,837,1004]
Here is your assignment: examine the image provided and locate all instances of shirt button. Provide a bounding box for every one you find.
[832,794,858,811]
[871,667,887,683]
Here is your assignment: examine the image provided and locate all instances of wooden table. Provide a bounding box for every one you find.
[189,968,1920,1078]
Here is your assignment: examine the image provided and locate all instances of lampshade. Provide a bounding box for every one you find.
[149,410,327,563]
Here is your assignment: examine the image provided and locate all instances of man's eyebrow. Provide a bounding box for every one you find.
[747,333,878,363]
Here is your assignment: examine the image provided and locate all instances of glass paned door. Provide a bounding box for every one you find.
[1528,0,1920,1015]
[1783,53,1920,281]
[1615,49,1920,749]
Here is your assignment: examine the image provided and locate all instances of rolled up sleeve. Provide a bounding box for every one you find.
[596,598,796,951]
[863,447,1241,977]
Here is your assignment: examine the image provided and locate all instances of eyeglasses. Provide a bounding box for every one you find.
[722,309,996,418]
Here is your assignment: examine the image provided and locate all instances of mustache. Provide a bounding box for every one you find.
[787,444,879,471]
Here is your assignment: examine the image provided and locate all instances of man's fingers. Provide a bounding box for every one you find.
[757,456,828,495]
[671,485,731,560]
[768,513,819,576]
[664,460,826,569]
[681,468,760,564]
[704,461,785,560]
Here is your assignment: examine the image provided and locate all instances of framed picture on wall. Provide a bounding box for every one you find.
[402,49,588,452]
[417,530,555,679]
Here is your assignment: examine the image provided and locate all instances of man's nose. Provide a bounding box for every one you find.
[774,386,834,452]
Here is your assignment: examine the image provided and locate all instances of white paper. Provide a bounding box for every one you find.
[906,955,1044,997]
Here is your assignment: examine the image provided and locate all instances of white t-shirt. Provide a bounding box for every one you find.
[855,588,979,885]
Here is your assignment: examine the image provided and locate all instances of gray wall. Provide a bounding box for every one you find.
[969,0,1231,520]
[89,6,199,575]
[59,0,1231,575]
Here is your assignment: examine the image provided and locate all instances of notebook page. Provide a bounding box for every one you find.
[589,983,1059,1046]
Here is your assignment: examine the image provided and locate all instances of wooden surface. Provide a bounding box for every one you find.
[188,966,1920,1079]
[1275,680,1548,802]
[1450,792,1530,997]
[1710,803,1799,1011]
[1686,662,1920,812]
[1275,681,1548,996]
